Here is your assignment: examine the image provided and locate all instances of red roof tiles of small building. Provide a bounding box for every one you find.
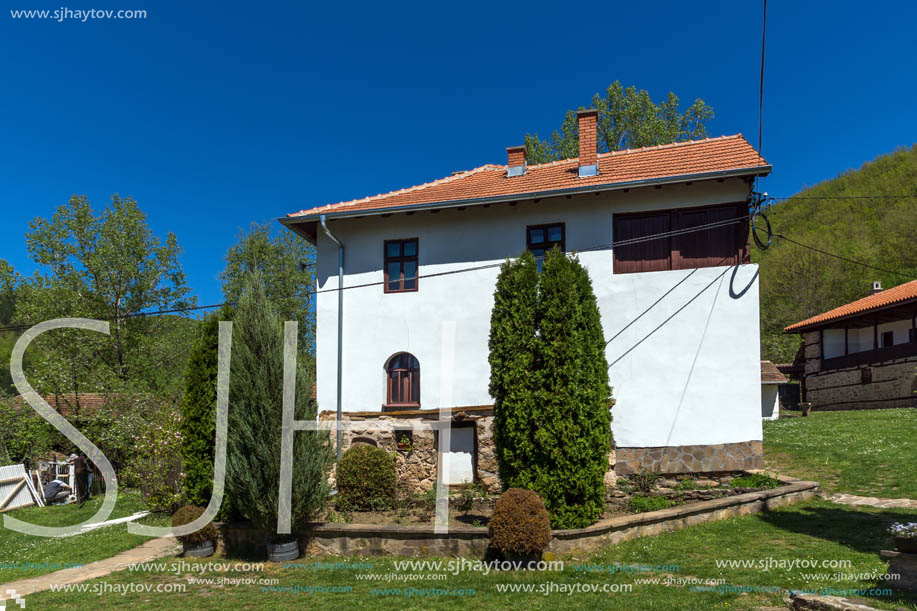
[10,393,111,415]
[785,279,917,332]
[287,135,769,219]
[761,360,788,384]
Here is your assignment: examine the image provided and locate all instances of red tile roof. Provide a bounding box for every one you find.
[761,360,788,384]
[287,135,768,219]
[9,393,111,415]
[785,280,917,332]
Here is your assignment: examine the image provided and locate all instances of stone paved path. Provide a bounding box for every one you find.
[0,536,179,598]
[823,492,917,509]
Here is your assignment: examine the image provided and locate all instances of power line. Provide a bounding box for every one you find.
[773,234,916,280]
[757,0,767,164]
[0,216,749,334]
[771,194,917,200]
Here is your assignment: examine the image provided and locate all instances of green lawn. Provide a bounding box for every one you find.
[764,409,917,499]
[25,499,917,610]
[0,491,169,583]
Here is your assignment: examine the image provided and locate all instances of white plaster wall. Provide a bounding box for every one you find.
[313,178,761,448]
[761,385,780,420]
[878,319,912,346]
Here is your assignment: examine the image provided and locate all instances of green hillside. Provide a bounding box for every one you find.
[753,145,917,363]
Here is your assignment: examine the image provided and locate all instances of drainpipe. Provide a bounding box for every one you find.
[319,214,344,458]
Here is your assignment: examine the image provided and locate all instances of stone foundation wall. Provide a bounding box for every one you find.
[323,410,762,486]
[614,440,763,475]
[320,408,501,494]
[805,357,917,411]
[801,330,917,411]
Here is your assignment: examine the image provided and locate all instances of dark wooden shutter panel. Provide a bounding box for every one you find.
[672,203,747,270]
[613,211,671,273]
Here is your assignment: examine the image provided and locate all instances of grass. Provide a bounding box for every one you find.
[24,499,917,610]
[0,491,169,583]
[763,409,917,498]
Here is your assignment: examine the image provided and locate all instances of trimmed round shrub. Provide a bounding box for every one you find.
[488,488,552,557]
[336,445,397,511]
[172,505,219,545]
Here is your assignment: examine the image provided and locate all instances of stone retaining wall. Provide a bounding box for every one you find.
[216,475,818,559]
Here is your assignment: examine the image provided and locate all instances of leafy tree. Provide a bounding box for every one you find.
[525,81,714,164]
[220,222,316,353]
[488,250,539,488]
[754,145,917,362]
[14,195,196,403]
[489,248,612,529]
[0,260,18,325]
[225,273,332,535]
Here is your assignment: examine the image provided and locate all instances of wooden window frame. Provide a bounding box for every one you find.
[526,222,565,271]
[384,353,420,409]
[383,238,419,293]
[526,222,566,253]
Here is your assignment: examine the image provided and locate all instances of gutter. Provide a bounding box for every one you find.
[319,214,345,459]
[281,165,771,225]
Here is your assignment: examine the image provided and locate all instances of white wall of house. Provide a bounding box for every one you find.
[761,384,780,420]
[313,178,762,449]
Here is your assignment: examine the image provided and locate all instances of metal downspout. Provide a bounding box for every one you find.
[319,214,344,458]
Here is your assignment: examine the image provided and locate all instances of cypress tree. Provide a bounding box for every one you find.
[534,248,611,528]
[488,251,539,487]
[488,247,612,529]
[180,313,221,507]
[225,273,333,534]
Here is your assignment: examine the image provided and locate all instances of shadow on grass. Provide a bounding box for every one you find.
[757,502,914,555]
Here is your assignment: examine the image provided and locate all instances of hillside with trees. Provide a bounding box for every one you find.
[754,145,917,363]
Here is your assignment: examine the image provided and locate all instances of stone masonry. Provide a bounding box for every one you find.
[802,330,917,411]
[614,440,764,475]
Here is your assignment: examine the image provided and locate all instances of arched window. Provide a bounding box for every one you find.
[385,352,420,407]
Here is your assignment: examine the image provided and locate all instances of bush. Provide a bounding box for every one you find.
[172,505,219,545]
[631,471,660,494]
[336,445,397,511]
[627,495,675,514]
[122,406,184,513]
[677,478,696,491]
[729,473,781,489]
[489,248,613,529]
[489,488,552,557]
[0,399,56,467]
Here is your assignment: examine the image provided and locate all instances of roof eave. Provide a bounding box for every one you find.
[282,164,771,224]
[784,296,917,334]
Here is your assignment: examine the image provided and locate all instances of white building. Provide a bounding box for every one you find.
[281,110,771,480]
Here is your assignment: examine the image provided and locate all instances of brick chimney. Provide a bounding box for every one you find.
[577,109,598,177]
[506,145,526,177]
[871,280,883,295]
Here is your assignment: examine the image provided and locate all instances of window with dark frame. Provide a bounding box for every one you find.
[384,239,418,293]
[526,223,565,270]
[385,352,419,407]
[882,331,895,348]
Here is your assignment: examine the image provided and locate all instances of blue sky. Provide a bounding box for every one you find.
[2,0,915,306]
